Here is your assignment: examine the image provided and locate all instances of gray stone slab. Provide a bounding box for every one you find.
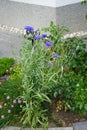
[3,127,73,130]
[73,121,87,130]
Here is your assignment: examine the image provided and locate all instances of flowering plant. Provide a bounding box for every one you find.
[0,73,22,128]
[20,23,65,129]
[20,22,87,128]
[0,95,22,128]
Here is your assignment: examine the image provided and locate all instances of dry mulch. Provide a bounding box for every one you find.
[49,101,87,127]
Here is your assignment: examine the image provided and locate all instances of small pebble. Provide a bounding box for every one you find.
[0,24,87,38]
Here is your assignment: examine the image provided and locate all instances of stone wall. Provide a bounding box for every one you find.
[0,0,87,32]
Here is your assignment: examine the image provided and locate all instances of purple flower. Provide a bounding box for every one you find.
[42,34,47,38]
[1,115,5,119]
[53,52,61,58]
[24,26,34,33]
[34,35,41,40]
[13,99,16,104]
[8,109,11,113]
[71,47,76,51]
[0,105,2,109]
[18,99,22,104]
[6,96,10,100]
[45,41,52,47]
[17,128,21,130]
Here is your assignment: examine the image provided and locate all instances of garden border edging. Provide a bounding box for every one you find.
[2,127,73,130]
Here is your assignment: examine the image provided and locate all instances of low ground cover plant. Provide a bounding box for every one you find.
[0,64,22,128]
[0,22,87,129]
[0,57,15,77]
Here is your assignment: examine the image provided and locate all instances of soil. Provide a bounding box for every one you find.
[48,101,87,127]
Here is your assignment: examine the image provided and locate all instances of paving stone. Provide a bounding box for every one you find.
[3,127,73,130]
[73,121,87,130]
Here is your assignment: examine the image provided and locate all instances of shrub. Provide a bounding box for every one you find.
[0,57,15,77]
[0,68,22,128]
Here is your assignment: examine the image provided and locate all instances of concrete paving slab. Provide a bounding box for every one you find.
[2,127,73,130]
[73,121,87,130]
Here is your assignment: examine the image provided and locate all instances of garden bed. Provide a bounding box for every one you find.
[0,22,87,129]
[48,103,87,127]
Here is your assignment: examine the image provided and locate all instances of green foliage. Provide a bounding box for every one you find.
[0,76,22,128]
[0,62,22,128]
[1,22,85,129]
[20,34,52,129]
[72,76,87,115]
[20,22,87,129]
[81,0,87,19]
[0,57,15,76]
[46,22,87,114]
[10,64,21,80]
[81,0,87,4]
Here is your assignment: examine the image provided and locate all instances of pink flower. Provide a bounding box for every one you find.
[8,109,11,113]
[20,105,22,108]
[18,99,22,104]
[4,103,7,106]
[13,99,16,104]
[17,128,21,130]
[1,115,5,119]
[0,105,2,109]
[6,96,10,100]
[11,105,14,108]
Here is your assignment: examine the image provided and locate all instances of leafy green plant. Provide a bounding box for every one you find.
[81,0,87,4]
[0,22,85,129]
[20,22,87,129]
[81,0,87,19]
[72,75,87,115]
[45,22,87,114]
[20,23,67,129]
[0,74,22,128]
[0,57,15,77]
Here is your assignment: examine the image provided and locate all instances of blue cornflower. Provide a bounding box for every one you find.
[45,41,52,47]
[34,35,41,40]
[24,26,34,33]
[42,34,47,38]
[53,52,61,58]
[71,47,76,51]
